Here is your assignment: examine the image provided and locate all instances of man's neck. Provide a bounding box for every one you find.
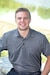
[18,28,30,38]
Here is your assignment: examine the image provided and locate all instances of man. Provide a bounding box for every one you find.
[0,7,50,75]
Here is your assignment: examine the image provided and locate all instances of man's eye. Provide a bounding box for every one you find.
[24,17,29,20]
[17,17,29,20]
[17,17,21,20]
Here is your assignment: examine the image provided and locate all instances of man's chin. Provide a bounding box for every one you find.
[19,28,29,31]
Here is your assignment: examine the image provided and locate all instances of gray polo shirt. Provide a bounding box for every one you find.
[0,28,50,72]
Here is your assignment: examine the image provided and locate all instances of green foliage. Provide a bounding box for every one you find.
[37,7,50,19]
[41,54,47,63]
[47,36,50,42]
[0,0,35,12]
[0,0,23,10]
[23,5,36,11]
[1,50,8,57]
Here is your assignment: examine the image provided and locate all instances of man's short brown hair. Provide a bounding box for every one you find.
[15,7,31,19]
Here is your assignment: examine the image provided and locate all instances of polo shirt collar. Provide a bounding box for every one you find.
[15,28,33,38]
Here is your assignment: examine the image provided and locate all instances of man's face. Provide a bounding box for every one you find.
[15,11,31,31]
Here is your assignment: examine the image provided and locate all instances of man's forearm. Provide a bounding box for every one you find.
[41,56,50,75]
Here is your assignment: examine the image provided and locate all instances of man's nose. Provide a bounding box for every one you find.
[21,18,24,22]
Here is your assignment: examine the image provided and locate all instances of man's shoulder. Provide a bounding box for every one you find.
[31,29,46,38]
[2,29,17,38]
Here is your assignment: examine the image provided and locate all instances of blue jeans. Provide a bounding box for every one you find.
[7,68,41,75]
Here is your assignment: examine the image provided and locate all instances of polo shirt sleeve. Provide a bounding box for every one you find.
[0,33,7,52]
[42,35,50,56]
